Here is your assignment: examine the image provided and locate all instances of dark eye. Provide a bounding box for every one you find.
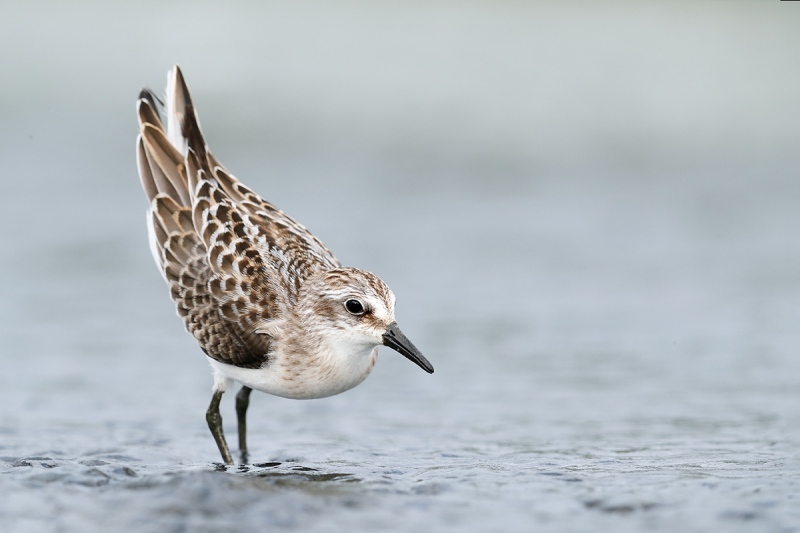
[345,299,366,315]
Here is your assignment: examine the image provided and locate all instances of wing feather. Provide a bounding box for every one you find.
[137,65,342,368]
[148,194,271,368]
[135,67,269,367]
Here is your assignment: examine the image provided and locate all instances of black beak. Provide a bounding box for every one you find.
[382,322,434,374]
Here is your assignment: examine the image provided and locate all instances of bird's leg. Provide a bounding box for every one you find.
[206,389,233,465]
[236,385,253,464]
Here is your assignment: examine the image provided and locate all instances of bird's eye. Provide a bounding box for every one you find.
[345,299,366,315]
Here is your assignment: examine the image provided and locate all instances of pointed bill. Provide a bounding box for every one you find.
[382,322,434,374]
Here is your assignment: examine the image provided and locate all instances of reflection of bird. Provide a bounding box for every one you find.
[135,66,433,465]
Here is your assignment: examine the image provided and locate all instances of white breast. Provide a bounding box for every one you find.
[206,343,379,400]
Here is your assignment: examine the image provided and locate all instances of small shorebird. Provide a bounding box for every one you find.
[136,66,433,464]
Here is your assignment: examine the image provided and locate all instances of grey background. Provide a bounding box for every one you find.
[1,1,799,532]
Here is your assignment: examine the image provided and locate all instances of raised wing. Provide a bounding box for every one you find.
[136,65,339,368]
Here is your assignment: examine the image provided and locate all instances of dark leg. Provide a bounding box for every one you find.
[206,389,233,465]
[236,386,253,464]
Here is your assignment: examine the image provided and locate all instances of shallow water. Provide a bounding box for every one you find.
[2,1,800,532]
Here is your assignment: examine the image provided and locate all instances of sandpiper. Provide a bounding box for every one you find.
[136,65,433,465]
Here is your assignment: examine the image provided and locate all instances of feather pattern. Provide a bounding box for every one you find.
[136,66,341,369]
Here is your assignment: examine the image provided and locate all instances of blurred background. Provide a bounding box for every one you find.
[2,1,800,532]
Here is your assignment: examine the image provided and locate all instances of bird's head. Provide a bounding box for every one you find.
[297,267,434,374]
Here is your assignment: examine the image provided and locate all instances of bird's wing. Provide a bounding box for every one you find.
[136,65,339,368]
[209,159,341,280]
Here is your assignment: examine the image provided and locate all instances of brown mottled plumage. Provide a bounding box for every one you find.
[136,66,433,465]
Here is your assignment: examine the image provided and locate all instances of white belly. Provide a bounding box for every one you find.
[206,345,379,400]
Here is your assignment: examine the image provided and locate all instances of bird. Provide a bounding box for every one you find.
[135,65,433,465]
